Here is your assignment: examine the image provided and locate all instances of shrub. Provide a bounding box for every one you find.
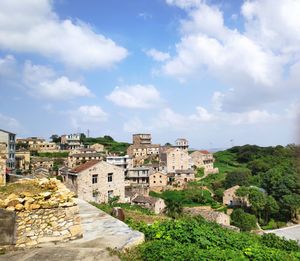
[231,208,257,231]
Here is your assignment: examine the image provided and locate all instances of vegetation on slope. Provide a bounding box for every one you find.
[120,216,300,260]
[82,135,130,155]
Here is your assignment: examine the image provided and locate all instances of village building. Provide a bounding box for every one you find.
[127,134,160,167]
[16,137,45,149]
[61,133,82,150]
[160,147,190,173]
[223,185,250,207]
[132,195,166,214]
[29,141,60,152]
[0,143,7,186]
[126,167,151,185]
[175,138,189,150]
[15,149,31,170]
[0,129,16,169]
[106,155,132,170]
[90,143,105,152]
[30,157,54,172]
[173,169,195,186]
[63,160,125,203]
[190,150,219,174]
[67,152,102,168]
[149,171,168,189]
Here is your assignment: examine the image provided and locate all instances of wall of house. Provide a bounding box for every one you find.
[149,172,168,188]
[77,162,125,203]
[166,148,189,173]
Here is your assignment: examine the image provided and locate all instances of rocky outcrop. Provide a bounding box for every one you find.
[0,178,83,247]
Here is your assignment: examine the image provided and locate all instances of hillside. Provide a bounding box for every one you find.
[82,135,130,155]
[203,144,300,229]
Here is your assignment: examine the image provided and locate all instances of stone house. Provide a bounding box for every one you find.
[175,138,189,150]
[160,147,190,173]
[15,149,31,170]
[29,142,60,152]
[0,129,16,169]
[90,143,105,152]
[172,169,195,186]
[132,195,166,214]
[127,134,160,167]
[63,160,125,203]
[30,157,54,172]
[223,185,250,207]
[190,150,219,175]
[61,133,82,150]
[149,171,168,188]
[0,143,7,186]
[67,152,102,168]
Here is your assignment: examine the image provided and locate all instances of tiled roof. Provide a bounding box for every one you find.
[199,150,210,154]
[70,160,100,173]
[69,153,101,158]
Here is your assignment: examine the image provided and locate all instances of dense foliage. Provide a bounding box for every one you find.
[211,144,300,224]
[122,217,300,260]
[82,136,130,155]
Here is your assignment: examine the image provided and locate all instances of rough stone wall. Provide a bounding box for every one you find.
[15,205,82,247]
[0,178,83,247]
[166,148,190,173]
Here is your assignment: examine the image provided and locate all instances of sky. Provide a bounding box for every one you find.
[0,0,300,149]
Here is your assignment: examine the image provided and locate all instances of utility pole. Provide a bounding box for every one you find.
[87,129,90,138]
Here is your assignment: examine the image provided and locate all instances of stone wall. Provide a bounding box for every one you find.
[0,178,83,248]
[15,205,81,247]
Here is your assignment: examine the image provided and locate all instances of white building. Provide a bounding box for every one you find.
[106,155,132,170]
[0,129,16,169]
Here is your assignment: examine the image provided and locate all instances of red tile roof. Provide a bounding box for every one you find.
[199,150,210,154]
[70,160,100,173]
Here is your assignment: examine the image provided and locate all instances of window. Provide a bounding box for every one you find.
[108,190,113,198]
[92,191,98,198]
[92,174,98,184]
[108,173,113,182]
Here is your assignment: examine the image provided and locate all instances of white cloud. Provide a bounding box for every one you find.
[23,61,92,100]
[70,105,108,128]
[189,106,215,122]
[0,113,21,130]
[0,55,16,77]
[123,117,147,133]
[146,49,170,62]
[162,0,300,111]
[0,0,128,69]
[166,0,202,9]
[106,84,162,109]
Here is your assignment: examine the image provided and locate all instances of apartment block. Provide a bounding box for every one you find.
[0,129,16,169]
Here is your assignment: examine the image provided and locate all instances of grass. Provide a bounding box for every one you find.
[36,151,69,158]
[92,202,167,224]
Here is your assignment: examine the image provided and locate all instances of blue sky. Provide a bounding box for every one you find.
[0,0,299,148]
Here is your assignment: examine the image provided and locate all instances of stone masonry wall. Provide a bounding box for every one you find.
[0,178,83,248]
[16,205,81,247]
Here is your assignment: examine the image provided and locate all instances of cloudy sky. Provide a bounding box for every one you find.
[0,0,299,148]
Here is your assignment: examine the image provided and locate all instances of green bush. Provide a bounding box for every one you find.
[231,208,257,231]
[123,217,300,261]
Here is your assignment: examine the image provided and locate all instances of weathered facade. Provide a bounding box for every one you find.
[67,152,102,168]
[0,143,6,186]
[132,195,166,214]
[15,149,31,170]
[160,147,190,173]
[63,160,125,203]
[149,171,168,188]
[223,185,249,207]
[190,150,219,174]
[0,129,16,169]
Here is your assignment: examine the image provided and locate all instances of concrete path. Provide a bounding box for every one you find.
[0,199,144,261]
[265,224,300,244]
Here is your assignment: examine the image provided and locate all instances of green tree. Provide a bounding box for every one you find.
[50,134,61,143]
[264,195,279,222]
[164,199,183,218]
[231,208,257,231]
[248,189,267,222]
[282,194,300,220]
[224,169,251,188]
